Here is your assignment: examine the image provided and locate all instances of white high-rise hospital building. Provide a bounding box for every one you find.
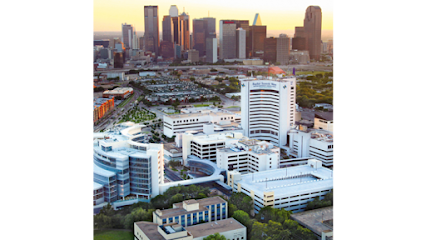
[240,76,296,148]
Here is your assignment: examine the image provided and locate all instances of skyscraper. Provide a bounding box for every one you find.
[206,37,217,63]
[179,12,190,51]
[203,17,216,38]
[292,27,306,51]
[169,5,178,17]
[219,20,237,59]
[264,37,277,63]
[303,6,322,60]
[249,25,266,58]
[240,76,296,147]
[193,19,207,56]
[277,34,290,65]
[132,31,139,50]
[236,28,246,59]
[122,23,133,49]
[248,14,266,58]
[162,15,173,43]
[144,6,160,56]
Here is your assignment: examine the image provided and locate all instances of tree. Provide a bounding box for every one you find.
[232,210,253,234]
[251,221,267,239]
[229,192,253,214]
[255,206,291,225]
[228,203,238,217]
[203,233,227,240]
[170,193,184,205]
[123,208,154,230]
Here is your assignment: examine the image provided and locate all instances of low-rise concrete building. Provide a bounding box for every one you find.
[291,206,333,240]
[314,112,333,132]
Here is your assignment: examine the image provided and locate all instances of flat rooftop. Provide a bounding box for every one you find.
[186,217,245,238]
[93,182,103,190]
[235,163,333,197]
[163,142,182,153]
[156,197,226,219]
[165,111,234,119]
[135,222,165,240]
[291,206,333,236]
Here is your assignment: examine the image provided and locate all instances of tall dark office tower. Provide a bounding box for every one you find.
[113,52,124,68]
[193,19,207,56]
[171,17,180,44]
[246,14,266,58]
[264,37,277,63]
[203,17,216,38]
[292,26,306,50]
[121,23,133,49]
[179,12,190,51]
[144,6,160,56]
[303,6,322,60]
[219,20,237,59]
[162,16,173,43]
[139,37,144,50]
[160,41,174,59]
[249,25,267,58]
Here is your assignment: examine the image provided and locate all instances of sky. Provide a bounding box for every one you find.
[94,0,333,37]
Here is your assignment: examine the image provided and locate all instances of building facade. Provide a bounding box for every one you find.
[144,6,160,56]
[192,19,207,56]
[153,197,228,227]
[93,123,164,201]
[219,20,237,59]
[236,28,246,59]
[206,37,217,63]
[303,6,322,60]
[121,23,133,49]
[216,138,280,174]
[277,34,290,65]
[187,49,199,62]
[287,129,333,168]
[240,76,296,147]
[162,15,173,43]
[93,97,114,123]
[134,217,246,240]
[163,109,238,138]
[264,37,277,63]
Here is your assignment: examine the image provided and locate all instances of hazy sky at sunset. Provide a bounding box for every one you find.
[94,0,332,37]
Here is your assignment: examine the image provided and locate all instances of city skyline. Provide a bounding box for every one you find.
[94,0,333,36]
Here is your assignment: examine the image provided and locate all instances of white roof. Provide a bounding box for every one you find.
[236,163,333,197]
[94,182,103,190]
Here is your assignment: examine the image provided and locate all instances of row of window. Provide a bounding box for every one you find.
[173,118,199,124]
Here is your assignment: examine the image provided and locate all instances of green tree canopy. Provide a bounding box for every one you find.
[203,233,227,240]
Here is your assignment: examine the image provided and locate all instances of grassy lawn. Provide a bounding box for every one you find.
[296,71,328,76]
[118,94,134,108]
[226,106,240,108]
[194,104,210,107]
[94,230,133,240]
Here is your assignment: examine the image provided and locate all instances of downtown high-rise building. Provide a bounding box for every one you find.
[277,34,290,65]
[236,28,246,59]
[192,17,216,57]
[248,14,267,59]
[121,23,133,49]
[219,20,237,59]
[169,5,178,17]
[303,6,322,60]
[292,26,307,51]
[179,12,190,51]
[264,37,277,63]
[193,19,207,56]
[162,15,173,43]
[206,37,217,63]
[144,6,160,56]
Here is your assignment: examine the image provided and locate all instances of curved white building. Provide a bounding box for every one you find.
[240,76,296,147]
